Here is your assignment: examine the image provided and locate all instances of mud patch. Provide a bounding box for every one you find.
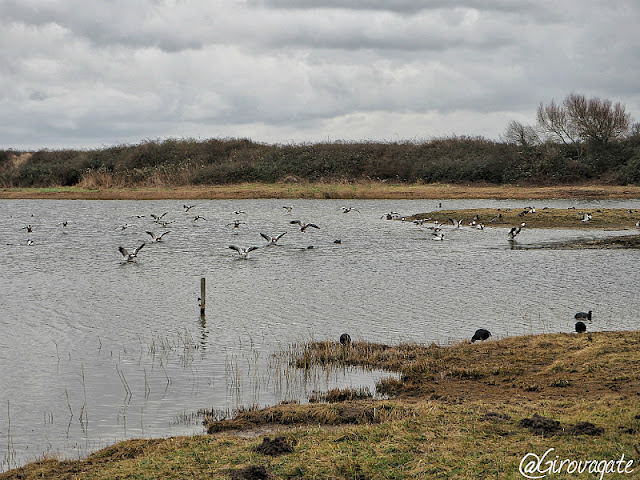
[479,412,511,422]
[519,414,605,437]
[519,414,562,437]
[566,422,604,436]
[230,464,270,480]
[254,436,296,456]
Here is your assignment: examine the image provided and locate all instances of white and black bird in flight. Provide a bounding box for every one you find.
[183,204,196,212]
[146,231,170,242]
[290,220,320,232]
[150,212,168,222]
[260,232,287,245]
[227,220,247,229]
[229,245,260,257]
[341,207,360,213]
[282,206,293,214]
[508,222,526,239]
[119,243,145,262]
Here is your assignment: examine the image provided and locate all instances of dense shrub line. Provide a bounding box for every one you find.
[1,134,640,188]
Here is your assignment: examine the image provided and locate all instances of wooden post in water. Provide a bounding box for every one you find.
[200,277,206,316]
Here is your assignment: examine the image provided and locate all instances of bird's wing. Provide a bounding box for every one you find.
[134,243,145,255]
[118,246,129,257]
[247,246,260,253]
[229,245,241,253]
[275,232,287,240]
[308,224,320,229]
[146,231,155,239]
[159,231,170,239]
[290,220,302,225]
[260,233,271,242]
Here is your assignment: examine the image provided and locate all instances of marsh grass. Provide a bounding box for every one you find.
[5,332,640,479]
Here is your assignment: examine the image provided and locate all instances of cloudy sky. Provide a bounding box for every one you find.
[1,0,639,150]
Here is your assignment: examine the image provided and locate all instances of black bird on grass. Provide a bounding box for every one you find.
[575,321,587,333]
[340,333,351,346]
[471,329,491,342]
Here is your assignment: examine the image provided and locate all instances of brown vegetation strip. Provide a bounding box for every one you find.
[3,182,640,200]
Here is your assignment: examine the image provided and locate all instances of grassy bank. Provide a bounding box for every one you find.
[3,182,640,200]
[3,331,640,479]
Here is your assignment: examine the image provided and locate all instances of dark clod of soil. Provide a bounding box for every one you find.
[255,436,296,456]
[479,412,512,422]
[230,465,270,480]
[566,422,604,436]
[519,414,562,437]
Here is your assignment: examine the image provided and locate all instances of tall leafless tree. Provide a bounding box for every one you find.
[502,120,540,149]
[537,93,631,146]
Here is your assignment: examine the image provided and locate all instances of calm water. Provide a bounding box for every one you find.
[1,198,640,470]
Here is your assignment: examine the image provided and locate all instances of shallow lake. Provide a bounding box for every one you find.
[1,197,639,470]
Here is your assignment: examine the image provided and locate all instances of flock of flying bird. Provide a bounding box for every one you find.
[11,201,608,344]
[113,203,333,262]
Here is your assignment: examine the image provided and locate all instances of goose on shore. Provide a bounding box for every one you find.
[471,329,491,342]
[260,232,287,245]
[575,321,587,333]
[146,231,170,242]
[290,220,320,232]
[340,333,351,346]
[229,245,260,257]
[119,243,145,262]
[574,310,592,321]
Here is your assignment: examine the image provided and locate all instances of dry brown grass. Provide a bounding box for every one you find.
[3,182,640,200]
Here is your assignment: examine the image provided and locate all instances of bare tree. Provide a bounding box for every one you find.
[537,93,631,145]
[536,99,580,145]
[502,120,540,149]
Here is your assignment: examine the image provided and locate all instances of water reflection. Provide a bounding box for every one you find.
[0,197,639,470]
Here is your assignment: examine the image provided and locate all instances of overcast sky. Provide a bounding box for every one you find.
[1,0,639,150]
